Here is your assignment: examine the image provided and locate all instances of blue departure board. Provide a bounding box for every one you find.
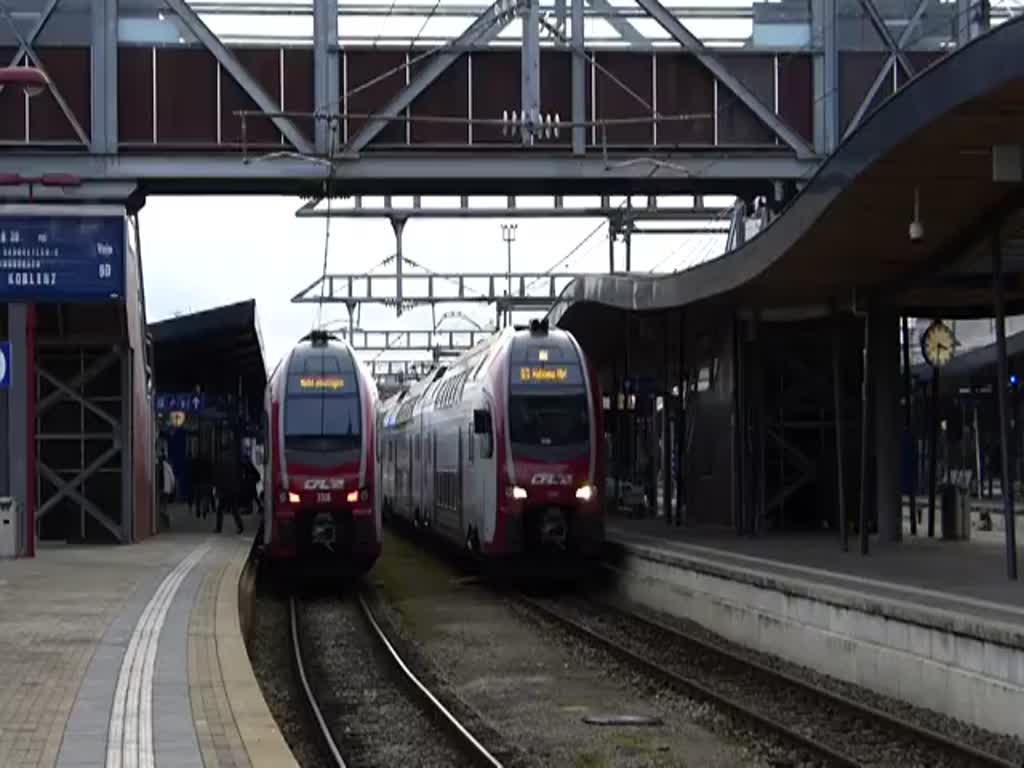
[0,215,125,301]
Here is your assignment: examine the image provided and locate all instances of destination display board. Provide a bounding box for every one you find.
[511,363,584,391]
[518,365,569,383]
[0,215,125,302]
[299,375,346,391]
[287,373,348,394]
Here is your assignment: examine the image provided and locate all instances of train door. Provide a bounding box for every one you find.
[462,418,472,539]
[261,396,273,544]
[474,404,497,544]
[405,431,414,514]
[456,424,465,538]
[428,431,437,527]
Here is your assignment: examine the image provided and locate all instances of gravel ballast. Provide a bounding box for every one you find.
[535,593,1022,768]
[296,593,473,767]
[371,528,765,767]
[247,586,324,767]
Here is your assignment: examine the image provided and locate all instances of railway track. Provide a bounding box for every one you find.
[289,592,504,768]
[518,593,1020,768]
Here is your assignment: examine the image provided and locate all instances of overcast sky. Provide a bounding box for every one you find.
[138,195,729,370]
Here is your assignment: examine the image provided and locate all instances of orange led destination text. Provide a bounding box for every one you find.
[519,366,568,383]
[299,376,345,391]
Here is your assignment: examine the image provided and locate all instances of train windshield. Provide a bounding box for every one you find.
[508,355,589,459]
[509,393,589,453]
[284,353,362,453]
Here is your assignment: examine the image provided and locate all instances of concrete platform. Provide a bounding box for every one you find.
[605,517,1024,739]
[0,529,296,768]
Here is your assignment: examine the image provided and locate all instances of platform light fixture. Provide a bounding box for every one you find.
[0,66,49,97]
[0,172,82,200]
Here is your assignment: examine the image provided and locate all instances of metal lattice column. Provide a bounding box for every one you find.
[35,344,129,543]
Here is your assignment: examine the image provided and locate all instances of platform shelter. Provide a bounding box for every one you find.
[0,205,153,554]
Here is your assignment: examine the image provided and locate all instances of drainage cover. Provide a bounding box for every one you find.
[583,714,664,726]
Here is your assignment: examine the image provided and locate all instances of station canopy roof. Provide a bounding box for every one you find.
[149,299,268,415]
[548,14,1024,332]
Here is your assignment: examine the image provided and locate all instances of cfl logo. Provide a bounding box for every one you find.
[304,478,346,490]
[531,473,572,486]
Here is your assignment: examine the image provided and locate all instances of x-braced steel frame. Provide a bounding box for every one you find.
[0,0,89,145]
[257,0,820,158]
[35,346,128,543]
[842,0,928,141]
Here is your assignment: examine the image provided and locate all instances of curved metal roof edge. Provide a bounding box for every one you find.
[150,298,268,387]
[546,15,1024,327]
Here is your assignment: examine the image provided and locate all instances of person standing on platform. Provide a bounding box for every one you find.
[189,451,202,518]
[214,452,244,535]
[240,455,262,519]
[196,453,214,520]
[159,452,176,528]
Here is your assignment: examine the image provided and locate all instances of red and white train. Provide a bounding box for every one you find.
[376,319,605,559]
[261,330,381,574]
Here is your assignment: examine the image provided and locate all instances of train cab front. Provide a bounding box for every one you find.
[272,472,379,571]
[268,335,380,573]
[499,327,604,560]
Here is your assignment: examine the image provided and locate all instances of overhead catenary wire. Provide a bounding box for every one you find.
[318,0,1015,347]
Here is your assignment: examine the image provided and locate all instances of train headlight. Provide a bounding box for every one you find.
[346,489,359,503]
[507,485,528,500]
[575,484,594,501]
[360,488,369,502]
[287,492,300,504]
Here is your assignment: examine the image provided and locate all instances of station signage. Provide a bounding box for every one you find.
[299,375,345,391]
[156,392,206,413]
[0,215,125,302]
[518,366,568,383]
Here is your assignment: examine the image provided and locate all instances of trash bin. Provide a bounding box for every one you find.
[0,497,19,558]
[940,483,970,540]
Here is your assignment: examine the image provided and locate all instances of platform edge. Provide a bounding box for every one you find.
[215,542,300,768]
[610,538,1024,649]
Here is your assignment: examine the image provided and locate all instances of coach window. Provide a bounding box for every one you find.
[475,408,494,459]
[468,421,475,463]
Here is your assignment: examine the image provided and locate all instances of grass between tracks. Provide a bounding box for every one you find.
[370,529,468,635]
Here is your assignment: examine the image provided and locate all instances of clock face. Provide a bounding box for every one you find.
[921,321,955,367]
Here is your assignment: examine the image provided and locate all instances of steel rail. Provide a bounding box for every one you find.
[288,596,348,768]
[598,600,1020,768]
[356,592,505,768]
[516,594,859,767]
[519,595,1018,768]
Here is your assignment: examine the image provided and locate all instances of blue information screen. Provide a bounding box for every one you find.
[0,215,125,301]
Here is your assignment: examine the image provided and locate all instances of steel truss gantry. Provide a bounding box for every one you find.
[365,358,438,382]
[295,194,732,221]
[294,270,597,308]
[294,193,732,319]
[0,0,1006,201]
[339,328,489,353]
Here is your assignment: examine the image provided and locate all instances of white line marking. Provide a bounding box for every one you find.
[106,542,210,768]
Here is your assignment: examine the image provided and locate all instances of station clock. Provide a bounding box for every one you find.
[920,319,955,368]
